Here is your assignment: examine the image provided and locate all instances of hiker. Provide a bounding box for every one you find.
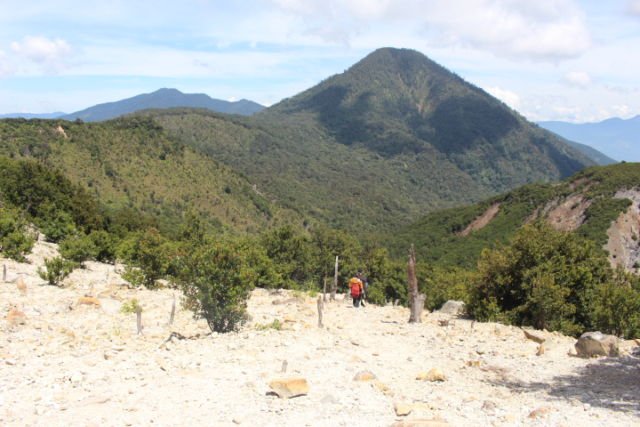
[349,274,364,308]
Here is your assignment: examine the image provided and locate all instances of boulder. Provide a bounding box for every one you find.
[353,370,377,381]
[16,277,27,295]
[437,300,466,316]
[575,331,619,358]
[268,378,309,398]
[416,368,446,382]
[394,402,413,416]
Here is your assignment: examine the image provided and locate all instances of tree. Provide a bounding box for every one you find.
[177,238,256,333]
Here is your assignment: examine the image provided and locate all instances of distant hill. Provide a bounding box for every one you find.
[0,117,298,233]
[390,162,640,270]
[0,112,65,119]
[62,88,264,122]
[155,48,594,232]
[538,116,640,162]
[562,139,617,166]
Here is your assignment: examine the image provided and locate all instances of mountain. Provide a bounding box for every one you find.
[153,48,594,232]
[563,139,617,166]
[62,88,265,122]
[0,112,65,119]
[390,162,640,270]
[0,117,299,233]
[538,116,640,162]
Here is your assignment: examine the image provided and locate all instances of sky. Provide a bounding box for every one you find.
[0,0,639,123]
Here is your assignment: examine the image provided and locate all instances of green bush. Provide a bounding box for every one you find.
[38,256,75,286]
[423,266,475,311]
[468,221,610,336]
[89,230,117,263]
[59,233,98,264]
[0,206,34,261]
[592,270,640,338]
[176,238,255,333]
[121,265,145,288]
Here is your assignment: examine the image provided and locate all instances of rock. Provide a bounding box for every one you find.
[391,418,449,427]
[416,368,446,382]
[373,380,393,396]
[353,370,376,381]
[267,378,309,398]
[437,300,466,316]
[536,343,546,356]
[523,329,546,344]
[77,296,101,307]
[6,308,26,325]
[394,402,413,416]
[528,406,551,419]
[575,331,619,357]
[482,400,497,414]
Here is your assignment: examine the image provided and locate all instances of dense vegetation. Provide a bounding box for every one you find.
[390,162,640,267]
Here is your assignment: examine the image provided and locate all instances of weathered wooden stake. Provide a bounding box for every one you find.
[323,277,328,302]
[168,294,176,325]
[408,245,426,323]
[3,264,6,282]
[317,295,324,328]
[331,255,339,301]
[136,307,143,334]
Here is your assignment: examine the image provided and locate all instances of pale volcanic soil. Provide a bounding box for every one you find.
[1,241,639,427]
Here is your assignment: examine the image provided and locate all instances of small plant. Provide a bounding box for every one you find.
[122,265,145,288]
[38,257,75,286]
[255,319,282,331]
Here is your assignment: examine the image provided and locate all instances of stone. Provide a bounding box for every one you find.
[437,300,466,316]
[391,418,450,427]
[523,329,546,344]
[353,370,376,381]
[536,343,546,356]
[373,380,393,396]
[6,308,26,325]
[528,406,551,419]
[267,378,309,398]
[77,296,101,307]
[482,400,497,414]
[416,368,446,382]
[575,331,619,358]
[394,402,413,416]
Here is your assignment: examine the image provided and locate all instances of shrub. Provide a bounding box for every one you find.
[468,221,610,335]
[59,233,98,264]
[89,230,117,263]
[176,238,255,333]
[0,206,35,261]
[38,257,75,286]
[592,270,640,338]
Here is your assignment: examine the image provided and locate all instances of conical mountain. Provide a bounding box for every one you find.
[266,47,593,189]
[152,48,595,233]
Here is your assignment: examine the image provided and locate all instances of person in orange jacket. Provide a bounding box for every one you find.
[349,274,364,308]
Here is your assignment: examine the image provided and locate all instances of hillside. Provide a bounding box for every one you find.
[63,88,264,122]
[153,48,594,233]
[2,241,639,426]
[539,116,640,162]
[391,162,640,269]
[0,117,298,233]
[563,139,617,166]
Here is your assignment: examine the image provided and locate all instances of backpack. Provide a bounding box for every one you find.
[350,278,362,298]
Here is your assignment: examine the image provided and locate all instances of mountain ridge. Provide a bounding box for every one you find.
[62,88,265,122]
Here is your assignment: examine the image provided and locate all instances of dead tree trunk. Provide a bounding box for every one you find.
[408,245,425,323]
[2,264,6,282]
[317,295,324,328]
[330,255,339,301]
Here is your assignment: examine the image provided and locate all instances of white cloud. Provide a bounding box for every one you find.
[484,86,521,109]
[563,71,591,87]
[268,0,591,61]
[0,50,13,76]
[11,36,71,63]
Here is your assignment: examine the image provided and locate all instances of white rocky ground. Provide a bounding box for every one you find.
[1,241,639,427]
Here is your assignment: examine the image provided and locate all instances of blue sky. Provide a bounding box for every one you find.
[1,0,639,123]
